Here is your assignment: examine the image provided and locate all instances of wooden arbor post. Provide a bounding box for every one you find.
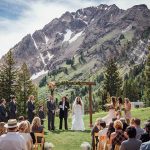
[89,84,93,127]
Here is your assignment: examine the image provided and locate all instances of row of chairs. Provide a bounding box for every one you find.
[94,133,120,150]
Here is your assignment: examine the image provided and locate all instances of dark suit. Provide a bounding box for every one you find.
[59,100,70,130]
[9,101,17,119]
[0,104,7,122]
[47,100,56,130]
[27,100,35,123]
[38,110,45,125]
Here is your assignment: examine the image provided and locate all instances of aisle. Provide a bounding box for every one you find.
[44,113,104,150]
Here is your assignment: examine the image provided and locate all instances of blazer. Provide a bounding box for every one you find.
[59,100,70,118]
[0,104,7,122]
[47,100,56,114]
[27,101,35,114]
[9,101,17,114]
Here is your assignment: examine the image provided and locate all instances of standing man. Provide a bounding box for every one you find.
[27,95,35,123]
[0,98,7,122]
[47,95,56,131]
[9,96,17,119]
[59,96,70,130]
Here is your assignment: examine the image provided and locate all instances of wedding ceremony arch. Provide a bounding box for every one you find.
[48,81,96,127]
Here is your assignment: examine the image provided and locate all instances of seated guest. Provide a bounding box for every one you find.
[0,119,27,150]
[0,122,6,136]
[98,121,107,137]
[110,120,127,150]
[120,118,128,131]
[25,120,35,144]
[140,122,150,142]
[31,117,44,143]
[18,121,33,150]
[98,121,108,149]
[130,118,135,126]
[31,117,44,133]
[91,118,101,150]
[107,122,115,139]
[120,126,142,150]
[134,118,144,139]
[140,141,150,150]
[18,116,25,123]
[38,105,45,125]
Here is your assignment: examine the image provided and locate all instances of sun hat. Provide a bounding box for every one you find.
[4,119,18,128]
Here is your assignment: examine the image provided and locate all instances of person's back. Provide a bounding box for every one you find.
[136,127,144,139]
[140,141,150,150]
[120,126,142,150]
[134,118,144,139]
[121,138,142,150]
[0,132,27,150]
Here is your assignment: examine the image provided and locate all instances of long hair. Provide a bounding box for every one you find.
[25,120,31,133]
[0,122,6,136]
[74,97,82,106]
[18,121,28,132]
[31,117,41,131]
[111,96,116,107]
[118,97,123,104]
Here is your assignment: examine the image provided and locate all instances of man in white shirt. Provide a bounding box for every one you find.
[0,119,27,150]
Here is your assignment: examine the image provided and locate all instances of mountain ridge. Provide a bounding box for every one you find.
[1,4,150,81]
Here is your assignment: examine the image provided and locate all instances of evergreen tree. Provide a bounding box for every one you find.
[0,51,17,101]
[103,59,122,96]
[144,47,150,106]
[17,63,37,115]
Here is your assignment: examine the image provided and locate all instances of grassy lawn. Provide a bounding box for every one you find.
[44,107,150,150]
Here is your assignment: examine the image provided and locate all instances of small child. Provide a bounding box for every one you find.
[116,110,121,120]
[38,105,45,125]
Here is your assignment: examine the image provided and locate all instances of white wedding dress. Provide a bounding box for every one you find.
[71,104,85,131]
[102,106,116,125]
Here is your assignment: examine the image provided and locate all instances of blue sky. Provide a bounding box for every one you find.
[0,0,150,58]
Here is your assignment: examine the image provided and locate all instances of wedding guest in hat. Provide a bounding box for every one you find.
[0,119,27,150]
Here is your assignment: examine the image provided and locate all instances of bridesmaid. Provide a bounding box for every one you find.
[124,98,131,124]
[116,97,123,119]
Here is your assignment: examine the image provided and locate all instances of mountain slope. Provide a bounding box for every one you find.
[1,4,150,81]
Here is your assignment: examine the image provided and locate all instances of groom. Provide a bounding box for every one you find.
[59,96,70,130]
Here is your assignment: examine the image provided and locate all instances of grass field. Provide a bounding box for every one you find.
[44,107,150,150]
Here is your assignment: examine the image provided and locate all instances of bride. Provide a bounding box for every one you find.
[71,96,85,131]
[102,96,116,125]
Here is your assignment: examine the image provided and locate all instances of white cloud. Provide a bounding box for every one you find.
[0,0,150,58]
[0,0,100,58]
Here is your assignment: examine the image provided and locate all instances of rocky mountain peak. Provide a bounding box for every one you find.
[2,4,150,80]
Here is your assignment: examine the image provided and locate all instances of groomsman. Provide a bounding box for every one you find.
[47,95,56,131]
[9,96,17,119]
[27,95,35,123]
[0,98,7,122]
[59,96,70,130]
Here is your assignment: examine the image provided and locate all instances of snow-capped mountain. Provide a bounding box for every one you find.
[1,4,150,79]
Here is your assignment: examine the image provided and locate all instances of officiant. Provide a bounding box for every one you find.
[59,96,70,130]
[47,95,56,131]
